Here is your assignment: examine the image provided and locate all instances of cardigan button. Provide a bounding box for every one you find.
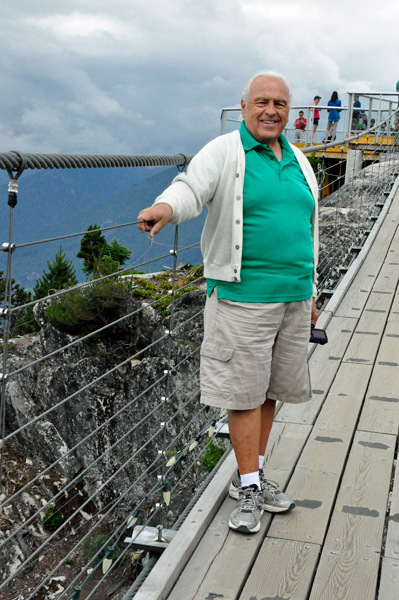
[236,220,240,224]
[235,245,240,250]
[234,277,238,281]
[234,269,237,273]
[236,173,239,177]
[236,195,241,200]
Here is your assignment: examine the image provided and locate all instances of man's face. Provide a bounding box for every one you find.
[241,76,290,145]
[355,96,359,102]
[299,112,304,119]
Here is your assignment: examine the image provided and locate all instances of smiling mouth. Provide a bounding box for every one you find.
[260,120,278,125]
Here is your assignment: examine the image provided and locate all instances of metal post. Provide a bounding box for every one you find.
[368,98,373,138]
[160,225,179,521]
[347,93,353,136]
[0,193,16,485]
[0,153,26,487]
[305,106,311,147]
[389,102,393,134]
[376,94,382,142]
[220,110,227,136]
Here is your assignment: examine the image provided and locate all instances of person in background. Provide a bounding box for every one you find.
[310,95,321,142]
[324,91,342,142]
[294,110,307,142]
[356,112,367,131]
[352,95,361,132]
[138,71,319,535]
[380,123,388,136]
[370,118,376,129]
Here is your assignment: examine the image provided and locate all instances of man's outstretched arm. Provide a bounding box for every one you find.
[137,203,173,238]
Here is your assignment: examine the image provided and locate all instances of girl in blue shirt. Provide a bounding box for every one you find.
[324,91,342,142]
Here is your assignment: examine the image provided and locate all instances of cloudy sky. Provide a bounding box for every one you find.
[1,0,398,157]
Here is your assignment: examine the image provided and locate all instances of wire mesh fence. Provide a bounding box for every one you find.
[1,117,399,599]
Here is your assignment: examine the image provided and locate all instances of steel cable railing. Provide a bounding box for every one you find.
[1,120,399,599]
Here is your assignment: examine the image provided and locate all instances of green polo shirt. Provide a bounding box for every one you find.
[207,121,315,302]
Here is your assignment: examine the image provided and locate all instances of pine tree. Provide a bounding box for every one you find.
[77,225,131,277]
[77,224,109,276]
[34,246,78,300]
[0,271,37,336]
[107,237,132,267]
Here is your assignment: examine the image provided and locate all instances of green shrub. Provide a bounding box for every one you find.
[42,506,64,531]
[202,442,226,472]
[155,286,199,317]
[46,276,133,335]
[82,534,110,559]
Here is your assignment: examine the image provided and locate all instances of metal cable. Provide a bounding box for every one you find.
[0,151,194,172]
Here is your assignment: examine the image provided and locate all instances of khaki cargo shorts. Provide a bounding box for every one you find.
[200,290,312,410]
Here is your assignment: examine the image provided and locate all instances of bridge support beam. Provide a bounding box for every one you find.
[345,148,363,183]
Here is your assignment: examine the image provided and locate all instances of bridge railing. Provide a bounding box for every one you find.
[221,91,399,146]
[0,132,399,599]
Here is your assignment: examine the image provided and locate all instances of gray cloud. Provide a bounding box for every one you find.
[0,0,397,156]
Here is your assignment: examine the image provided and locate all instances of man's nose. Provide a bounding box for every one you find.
[263,101,276,114]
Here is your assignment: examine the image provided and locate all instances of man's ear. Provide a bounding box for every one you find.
[241,99,246,119]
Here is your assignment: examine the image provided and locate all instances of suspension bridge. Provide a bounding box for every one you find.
[1,92,399,600]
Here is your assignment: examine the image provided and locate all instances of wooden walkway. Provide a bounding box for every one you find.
[135,182,399,600]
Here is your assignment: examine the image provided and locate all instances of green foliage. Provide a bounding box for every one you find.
[77,224,109,276]
[33,246,78,300]
[202,441,226,472]
[82,534,110,560]
[0,270,38,337]
[307,152,326,185]
[95,255,121,277]
[155,286,199,317]
[42,506,64,531]
[46,276,133,335]
[107,237,132,267]
[77,225,131,277]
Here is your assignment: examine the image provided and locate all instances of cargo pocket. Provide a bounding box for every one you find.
[200,340,234,398]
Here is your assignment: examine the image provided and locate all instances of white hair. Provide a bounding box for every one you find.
[241,71,293,106]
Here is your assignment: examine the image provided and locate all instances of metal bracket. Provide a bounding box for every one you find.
[1,243,16,253]
[0,308,9,319]
[124,525,177,553]
[0,374,8,383]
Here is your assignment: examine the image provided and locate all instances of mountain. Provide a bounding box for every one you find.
[0,166,205,289]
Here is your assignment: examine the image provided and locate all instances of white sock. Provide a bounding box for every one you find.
[240,471,260,489]
[258,455,265,470]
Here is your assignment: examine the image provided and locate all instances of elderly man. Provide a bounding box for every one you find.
[138,71,319,534]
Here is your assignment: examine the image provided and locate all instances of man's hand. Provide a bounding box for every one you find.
[311,297,318,326]
[137,203,173,238]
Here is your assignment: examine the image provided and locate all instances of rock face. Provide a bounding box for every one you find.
[3,287,210,517]
[1,286,216,590]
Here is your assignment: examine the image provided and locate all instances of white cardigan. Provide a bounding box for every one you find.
[154,130,319,296]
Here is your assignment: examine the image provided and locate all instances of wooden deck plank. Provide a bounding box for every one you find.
[268,363,372,545]
[334,217,398,319]
[238,539,320,600]
[388,291,399,322]
[384,444,399,560]
[309,431,395,600]
[378,558,399,600]
[373,262,399,294]
[357,321,399,435]
[167,497,234,600]
[342,290,393,365]
[276,317,356,426]
[168,421,312,600]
